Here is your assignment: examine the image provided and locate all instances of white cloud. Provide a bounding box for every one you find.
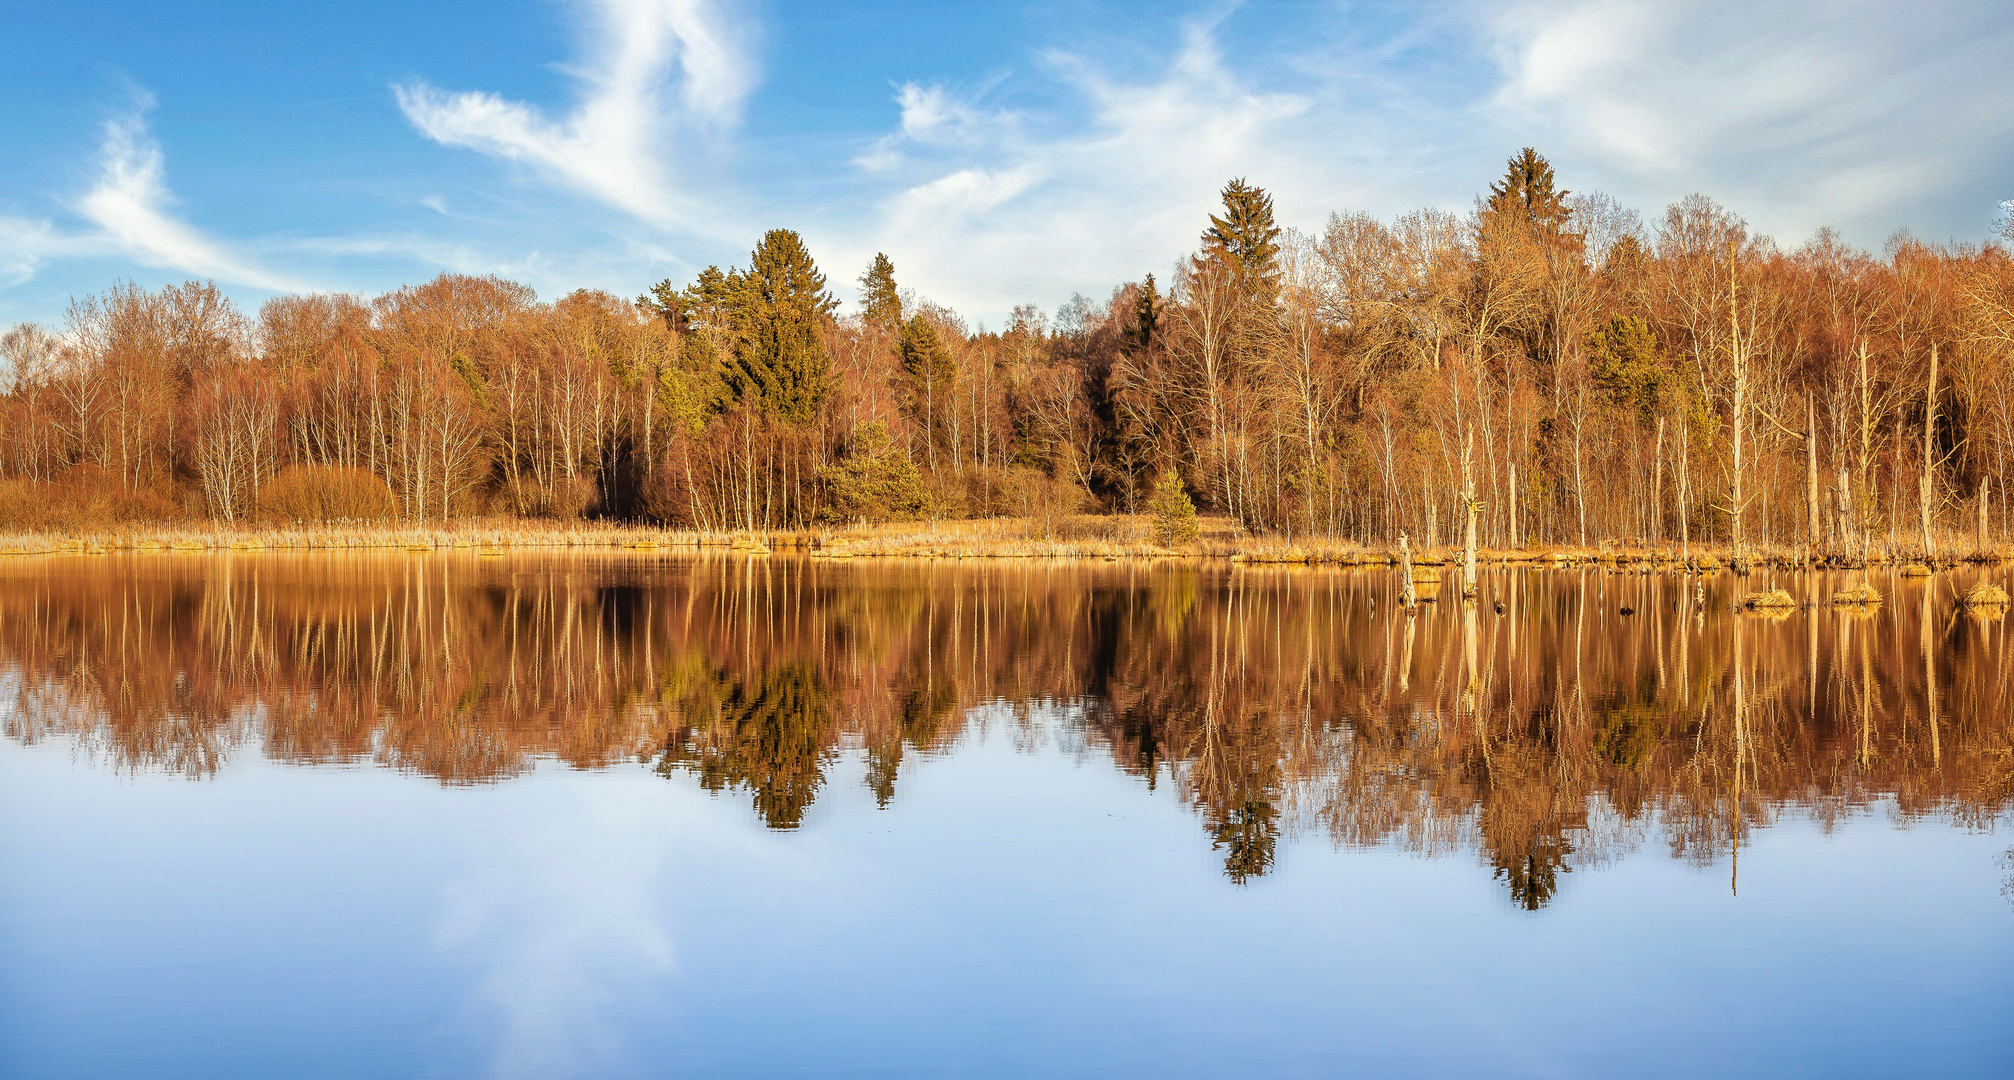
[0,97,305,294]
[839,22,1330,320]
[1479,0,2014,241]
[0,216,73,287]
[71,99,305,291]
[832,3,2014,324]
[395,0,757,232]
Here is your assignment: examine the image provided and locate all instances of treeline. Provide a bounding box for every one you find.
[5,149,2014,552]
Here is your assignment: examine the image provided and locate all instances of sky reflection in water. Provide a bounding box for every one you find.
[1,552,2010,1078]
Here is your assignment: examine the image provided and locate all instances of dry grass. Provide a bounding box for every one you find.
[1898,564,1933,578]
[6,510,1977,579]
[1832,582,1883,606]
[0,519,788,556]
[1958,582,2010,608]
[1743,588,1797,610]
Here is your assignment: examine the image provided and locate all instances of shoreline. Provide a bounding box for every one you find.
[2,515,2006,571]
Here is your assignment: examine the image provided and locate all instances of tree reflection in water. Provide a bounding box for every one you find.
[2,552,2010,905]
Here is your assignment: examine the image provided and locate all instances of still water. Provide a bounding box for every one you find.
[1,552,2010,1078]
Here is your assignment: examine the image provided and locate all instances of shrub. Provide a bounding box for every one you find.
[816,422,928,523]
[257,465,396,523]
[0,465,184,531]
[1146,469,1199,545]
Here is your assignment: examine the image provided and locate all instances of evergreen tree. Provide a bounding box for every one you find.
[1201,178,1282,295]
[1124,273,1160,354]
[1146,468,1199,545]
[816,421,928,523]
[898,314,957,466]
[720,229,837,426]
[858,253,902,330]
[1486,148,1573,236]
[1586,315,1670,422]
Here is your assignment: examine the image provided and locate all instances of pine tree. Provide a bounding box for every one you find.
[1586,315,1670,422]
[898,314,957,467]
[815,420,928,523]
[720,230,837,426]
[858,253,902,330]
[1146,468,1199,545]
[1201,178,1282,295]
[1124,273,1160,354]
[1486,148,1572,236]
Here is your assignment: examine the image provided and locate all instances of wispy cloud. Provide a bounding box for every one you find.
[1478,0,2014,240]
[842,22,1328,318]
[394,0,757,231]
[0,216,75,287]
[73,97,305,290]
[1,95,302,293]
[836,2,2014,322]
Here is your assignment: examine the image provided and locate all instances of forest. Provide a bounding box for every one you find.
[4,149,2013,557]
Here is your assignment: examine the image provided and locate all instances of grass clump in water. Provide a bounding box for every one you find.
[1831,582,1882,606]
[1958,582,2010,609]
[1742,589,1796,610]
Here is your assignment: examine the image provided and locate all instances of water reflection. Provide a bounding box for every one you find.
[1,553,2008,904]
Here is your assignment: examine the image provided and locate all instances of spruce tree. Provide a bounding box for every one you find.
[1201,178,1282,295]
[1586,315,1671,423]
[1146,468,1199,545]
[815,420,927,523]
[1124,273,1160,354]
[1486,148,1572,236]
[858,253,902,330]
[898,314,957,466]
[720,229,837,426]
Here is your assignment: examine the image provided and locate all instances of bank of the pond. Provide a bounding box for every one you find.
[2,515,2010,576]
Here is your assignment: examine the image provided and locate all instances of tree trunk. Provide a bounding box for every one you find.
[1805,394,1820,551]
[1399,532,1417,609]
[1980,478,1991,555]
[1919,343,1938,561]
[1462,434,1479,599]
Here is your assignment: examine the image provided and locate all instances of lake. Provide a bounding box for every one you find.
[2,552,2010,1078]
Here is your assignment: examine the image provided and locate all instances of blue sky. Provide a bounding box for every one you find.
[4,0,2012,329]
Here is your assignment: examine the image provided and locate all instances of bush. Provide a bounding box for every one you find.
[816,422,928,523]
[0,464,185,532]
[1146,469,1199,545]
[257,465,396,523]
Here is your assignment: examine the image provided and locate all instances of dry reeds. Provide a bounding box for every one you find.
[1742,589,1797,610]
[1831,582,1883,606]
[1958,582,2010,609]
[1899,564,1933,578]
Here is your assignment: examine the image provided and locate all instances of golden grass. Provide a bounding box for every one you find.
[1831,582,1883,606]
[0,519,780,556]
[1958,582,2010,608]
[0,511,1888,576]
[1743,588,1797,610]
[1898,564,1933,578]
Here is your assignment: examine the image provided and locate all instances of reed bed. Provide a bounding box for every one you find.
[3,513,2005,579]
[0,520,803,556]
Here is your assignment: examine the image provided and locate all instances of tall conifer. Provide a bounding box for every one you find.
[1486,148,1573,236]
[1201,178,1282,297]
[859,253,902,330]
[720,229,837,426]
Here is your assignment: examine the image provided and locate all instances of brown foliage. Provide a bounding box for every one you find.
[257,465,398,523]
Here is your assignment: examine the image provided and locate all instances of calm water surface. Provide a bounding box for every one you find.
[2,552,2010,1078]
